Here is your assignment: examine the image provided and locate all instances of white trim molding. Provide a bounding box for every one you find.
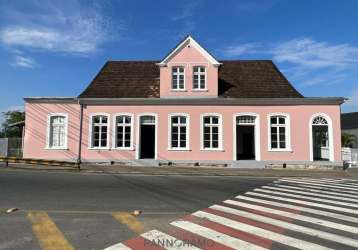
[45,113,69,150]
[136,113,158,160]
[233,113,261,161]
[309,113,334,162]
[167,113,191,151]
[267,112,292,152]
[112,113,134,150]
[200,113,224,151]
[158,36,221,67]
[88,113,110,150]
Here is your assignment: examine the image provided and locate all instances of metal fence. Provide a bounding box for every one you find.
[0,138,23,158]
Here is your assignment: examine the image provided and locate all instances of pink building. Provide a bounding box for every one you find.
[23,36,345,166]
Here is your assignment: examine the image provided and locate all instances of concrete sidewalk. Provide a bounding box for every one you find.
[1,162,357,178]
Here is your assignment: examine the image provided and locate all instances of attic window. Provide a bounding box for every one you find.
[172,66,185,90]
[193,66,206,90]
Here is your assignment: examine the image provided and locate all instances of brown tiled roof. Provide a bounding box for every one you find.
[78,60,303,98]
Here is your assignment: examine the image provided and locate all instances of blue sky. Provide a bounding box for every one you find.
[0,0,358,122]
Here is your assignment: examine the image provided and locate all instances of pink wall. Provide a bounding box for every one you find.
[23,102,80,161]
[159,40,219,98]
[24,102,342,163]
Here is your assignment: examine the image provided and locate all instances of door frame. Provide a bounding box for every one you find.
[233,113,260,161]
[136,113,158,160]
[309,113,334,162]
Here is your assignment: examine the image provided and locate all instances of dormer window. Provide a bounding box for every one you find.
[193,66,206,90]
[172,66,185,90]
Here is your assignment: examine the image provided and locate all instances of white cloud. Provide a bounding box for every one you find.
[0,1,121,55]
[220,43,260,57]
[11,55,36,68]
[271,38,358,69]
[221,38,358,87]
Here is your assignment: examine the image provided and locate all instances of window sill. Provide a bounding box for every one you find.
[192,89,208,92]
[45,147,68,150]
[112,147,135,151]
[268,148,293,152]
[171,89,187,92]
[167,148,191,151]
[200,148,225,152]
[88,147,110,150]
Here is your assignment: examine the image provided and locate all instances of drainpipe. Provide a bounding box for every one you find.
[76,101,84,170]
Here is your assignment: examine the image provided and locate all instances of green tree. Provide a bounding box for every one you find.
[341,133,357,148]
[0,110,25,138]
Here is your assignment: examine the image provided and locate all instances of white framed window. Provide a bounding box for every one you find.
[46,113,68,149]
[172,66,185,90]
[268,114,291,151]
[89,114,109,149]
[168,114,190,150]
[113,114,133,150]
[193,66,206,90]
[201,114,223,150]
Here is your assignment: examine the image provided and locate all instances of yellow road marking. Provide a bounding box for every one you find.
[27,212,74,250]
[112,212,145,234]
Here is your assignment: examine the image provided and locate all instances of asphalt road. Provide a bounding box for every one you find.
[0,170,275,250]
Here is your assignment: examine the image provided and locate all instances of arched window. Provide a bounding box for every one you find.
[90,115,109,148]
[114,115,133,149]
[312,116,329,148]
[47,114,68,149]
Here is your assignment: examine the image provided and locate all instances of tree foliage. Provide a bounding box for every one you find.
[341,133,357,148]
[0,110,25,138]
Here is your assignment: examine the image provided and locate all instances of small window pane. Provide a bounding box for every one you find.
[212,141,219,148]
[279,117,285,124]
[271,141,278,149]
[204,140,211,148]
[204,117,210,124]
[279,142,286,148]
[212,117,219,124]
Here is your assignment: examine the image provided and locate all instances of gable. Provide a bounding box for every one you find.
[158,36,220,66]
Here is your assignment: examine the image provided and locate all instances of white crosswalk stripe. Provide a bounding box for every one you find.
[111,178,358,250]
[261,185,358,203]
[272,183,358,199]
[253,188,358,210]
[282,178,358,189]
[103,243,132,250]
[279,179,358,192]
[223,199,358,233]
[236,194,358,224]
[274,180,358,194]
[171,220,266,250]
[141,230,201,250]
[192,210,332,250]
[210,204,358,248]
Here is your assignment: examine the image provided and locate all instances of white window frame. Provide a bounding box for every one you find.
[267,113,292,152]
[136,113,158,160]
[192,66,207,90]
[88,113,110,150]
[309,113,334,162]
[200,113,223,151]
[171,66,185,91]
[233,113,260,161]
[168,113,190,151]
[112,113,134,150]
[46,113,68,150]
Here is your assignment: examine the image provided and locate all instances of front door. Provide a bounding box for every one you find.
[139,116,156,159]
[236,125,255,160]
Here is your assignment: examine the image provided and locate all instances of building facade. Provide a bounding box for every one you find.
[23,36,344,166]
